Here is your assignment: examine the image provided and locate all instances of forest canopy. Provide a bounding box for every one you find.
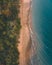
[0,0,21,65]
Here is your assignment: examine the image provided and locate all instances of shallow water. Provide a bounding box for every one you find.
[32,0,52,65]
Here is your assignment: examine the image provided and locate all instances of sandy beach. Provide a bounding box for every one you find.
[18,0,32,65]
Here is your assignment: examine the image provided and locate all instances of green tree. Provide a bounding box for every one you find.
[0,0,21,65]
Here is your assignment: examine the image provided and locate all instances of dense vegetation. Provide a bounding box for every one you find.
[0,0,21,65]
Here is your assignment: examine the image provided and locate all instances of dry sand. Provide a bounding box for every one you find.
[18,0,32,65]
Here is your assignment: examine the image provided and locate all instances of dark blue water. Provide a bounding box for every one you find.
[32,0,52,65]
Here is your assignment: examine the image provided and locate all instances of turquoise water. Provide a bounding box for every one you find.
[32,0,52,65]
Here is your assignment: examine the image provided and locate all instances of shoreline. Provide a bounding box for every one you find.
[18,0,32,65]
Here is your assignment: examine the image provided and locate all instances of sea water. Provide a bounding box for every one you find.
[32,0,52,65]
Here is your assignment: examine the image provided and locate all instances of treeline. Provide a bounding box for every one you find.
[0,0,21,65]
